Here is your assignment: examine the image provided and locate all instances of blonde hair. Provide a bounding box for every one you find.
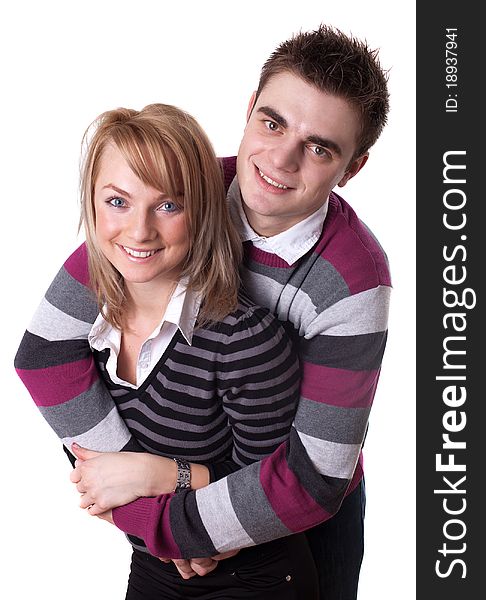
[80,103,242,329]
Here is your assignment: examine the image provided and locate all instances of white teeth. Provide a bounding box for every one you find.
[259,169,288,189]
[122,246,159,258]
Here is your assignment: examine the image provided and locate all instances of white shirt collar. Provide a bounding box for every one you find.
[227,176,328,265]
[88,279,200,352]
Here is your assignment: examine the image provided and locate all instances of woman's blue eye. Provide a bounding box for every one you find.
[108,197,125,207]
[159,201,179,212]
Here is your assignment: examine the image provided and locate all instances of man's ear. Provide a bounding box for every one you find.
[246,91,257,121]
[337,153,369,188]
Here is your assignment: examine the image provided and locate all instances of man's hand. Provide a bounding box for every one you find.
[161,550,240,579]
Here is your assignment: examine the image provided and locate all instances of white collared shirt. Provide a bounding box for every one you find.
[227,177,329,265]
[88,280,201,389]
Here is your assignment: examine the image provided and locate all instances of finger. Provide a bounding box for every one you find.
[76,482,86,494]
[79,494,95,509]
[94,508,113,521]
[158,558,171,563]
[71,443,99,460]
[172,559,197,579]
[212,549,240,561]
[70,467,81,483]
[190,558,218,576]
[87,503,104,516]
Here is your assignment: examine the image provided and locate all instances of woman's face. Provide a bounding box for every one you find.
[93,143,189,289]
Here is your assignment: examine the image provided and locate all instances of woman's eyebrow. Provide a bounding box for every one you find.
[102,184,132,198]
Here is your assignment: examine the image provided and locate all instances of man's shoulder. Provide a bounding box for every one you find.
[311,191,391,293]
[220,156,237,193]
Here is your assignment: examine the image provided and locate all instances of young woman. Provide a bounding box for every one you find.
[27,103,318,599]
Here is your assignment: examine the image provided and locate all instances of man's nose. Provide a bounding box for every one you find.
[268,138,300,173]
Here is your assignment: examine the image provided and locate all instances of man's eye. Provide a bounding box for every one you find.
[108,196,126,207]
[264,120,279,131]
[310,145,329,158]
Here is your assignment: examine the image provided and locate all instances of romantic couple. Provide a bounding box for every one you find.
[15,24,391,600]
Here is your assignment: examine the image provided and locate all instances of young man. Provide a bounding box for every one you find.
[15,25,390,599]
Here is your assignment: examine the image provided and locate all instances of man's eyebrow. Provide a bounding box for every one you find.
[306,135,343,157]
[257,106,342,156]
[257,106,288,128]
[102,184,132,198]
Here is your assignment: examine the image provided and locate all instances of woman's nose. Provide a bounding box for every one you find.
[127,209,156,242]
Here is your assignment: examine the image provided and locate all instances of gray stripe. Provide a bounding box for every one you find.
[196,478,256,552]
[299,253,349,309]
[146,385,222,416]
[61,406,132,452]
[294,397,370,444]
[126,419,231,453]
[241,270,289,314]
[166,346,298,384]
[192,313,280,345]
[28,298,93,341]
[224,402,296,422]
[118,398,227,433]
[305,286,391,337]
[297,431,361,479]
[45,267,99,323]
[228,461,292,545]
[232,430,291,451]
[232,418,295,434]
[39,379,116,437]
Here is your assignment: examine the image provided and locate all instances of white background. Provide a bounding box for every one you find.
[1,1,415,598]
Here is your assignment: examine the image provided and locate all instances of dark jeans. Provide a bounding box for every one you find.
[125,534,318,599]
[305,478,366,600]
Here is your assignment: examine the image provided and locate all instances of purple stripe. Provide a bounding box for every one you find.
[246,245,294,268]
[16,357,99,407]
[301,361,379,408]
[221,156,237,192]
[64,243,90,287]
[260,442,331,532]
[113,495,181,558]
[315,193,391,293]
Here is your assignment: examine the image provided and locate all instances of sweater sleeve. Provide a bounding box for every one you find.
[207,302,300,482]
[112,279,391,559]
[14,243,143,453]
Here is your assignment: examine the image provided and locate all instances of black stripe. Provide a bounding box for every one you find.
[300,331,387,371]
[15,331,93,369]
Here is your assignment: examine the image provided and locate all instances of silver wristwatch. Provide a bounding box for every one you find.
[173,457,191,492]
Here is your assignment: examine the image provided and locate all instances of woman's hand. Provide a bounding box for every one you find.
[163,550,240,579]
[70,443,177,515]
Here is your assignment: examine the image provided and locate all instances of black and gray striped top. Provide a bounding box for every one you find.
[94,292,300,482]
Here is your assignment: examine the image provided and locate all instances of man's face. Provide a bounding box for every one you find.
[236,71,367,236]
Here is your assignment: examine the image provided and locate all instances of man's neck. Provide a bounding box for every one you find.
[242,204,300,238]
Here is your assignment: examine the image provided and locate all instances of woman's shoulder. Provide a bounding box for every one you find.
[200,288,286,344]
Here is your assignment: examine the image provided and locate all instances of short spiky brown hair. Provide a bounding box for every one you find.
[256,24,390,159]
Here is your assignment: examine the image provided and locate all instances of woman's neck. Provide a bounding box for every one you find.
[124,278,178,333]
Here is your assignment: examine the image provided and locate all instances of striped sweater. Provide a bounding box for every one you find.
[15,157,391,559]
[94,294,300,474]
[94,293,300,553]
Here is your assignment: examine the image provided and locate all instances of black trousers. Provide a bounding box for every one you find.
[305,479,366,600]
[125,534,318,599]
